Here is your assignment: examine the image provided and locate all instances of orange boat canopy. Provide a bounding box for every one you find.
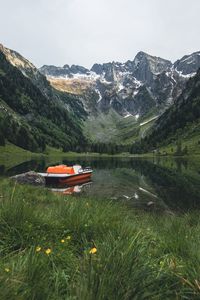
[47,165,75,174]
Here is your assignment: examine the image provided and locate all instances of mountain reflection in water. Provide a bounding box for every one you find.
[1,156,200,212]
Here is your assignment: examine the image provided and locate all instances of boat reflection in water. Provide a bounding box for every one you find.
[38,164,93,195]
[49,178,93,195]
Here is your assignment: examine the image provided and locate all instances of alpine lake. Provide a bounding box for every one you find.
[1,155,200,213]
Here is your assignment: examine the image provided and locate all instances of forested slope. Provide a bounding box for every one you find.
[0,52,86,152]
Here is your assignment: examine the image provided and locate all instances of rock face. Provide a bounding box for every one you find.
[173,52,200,75]
[11,171,45,186]
[39,51,200,118]
[146,68,200,146]
[130,51,172,85]
[40,64,90,78]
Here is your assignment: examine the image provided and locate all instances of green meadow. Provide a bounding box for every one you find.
[0,179,199,299]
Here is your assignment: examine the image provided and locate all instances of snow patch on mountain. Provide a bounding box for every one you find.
[39,50,200,118]
[95,89,102,103]
[140,116,158,126]
[134,78,142,88]
[135,114,140,120]
[133,90,139,97]
[123,112,132,118]
[175,69,196,78]
[118,83,125,91]
[123,112,140,120]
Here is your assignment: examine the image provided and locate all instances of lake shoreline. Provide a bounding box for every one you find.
[2,143,200,168]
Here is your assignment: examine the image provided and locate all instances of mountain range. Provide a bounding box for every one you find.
[40,50,200,118]
[0,42,200,153]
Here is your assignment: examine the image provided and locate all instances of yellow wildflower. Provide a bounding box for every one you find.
[89,247,97,254]
[5,268,10,273]
[36,246,41,252]
[66,236,71,240]
[45,248,52,255]
[61,239,65,243]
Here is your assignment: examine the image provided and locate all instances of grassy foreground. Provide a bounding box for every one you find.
[0,180,199,299]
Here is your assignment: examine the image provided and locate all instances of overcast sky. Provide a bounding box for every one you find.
[1,0,200,68]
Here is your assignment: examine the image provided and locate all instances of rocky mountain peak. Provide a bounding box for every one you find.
[70,64,89,74]
[90,63,104,75]
[0,43,51,96]
[0,43,36,72]
[133,51,172,74]
[40,64,90,78]
[134,51,148,60]
[63,64,70,69]
[173,51,200,76]
[90,62,119,82]
[39,49,200,119]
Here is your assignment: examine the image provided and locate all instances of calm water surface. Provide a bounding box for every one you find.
[1,156,200,212]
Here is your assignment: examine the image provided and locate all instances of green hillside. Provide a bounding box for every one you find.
[149,70,200,144]
[84,109,157,145]
[0,52,86,152]
[131,69,200,154]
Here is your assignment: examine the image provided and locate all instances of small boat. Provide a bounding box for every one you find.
[38,164,93,184]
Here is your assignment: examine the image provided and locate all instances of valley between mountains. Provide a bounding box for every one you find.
[1,43,200,155]
[1,45,200,300]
